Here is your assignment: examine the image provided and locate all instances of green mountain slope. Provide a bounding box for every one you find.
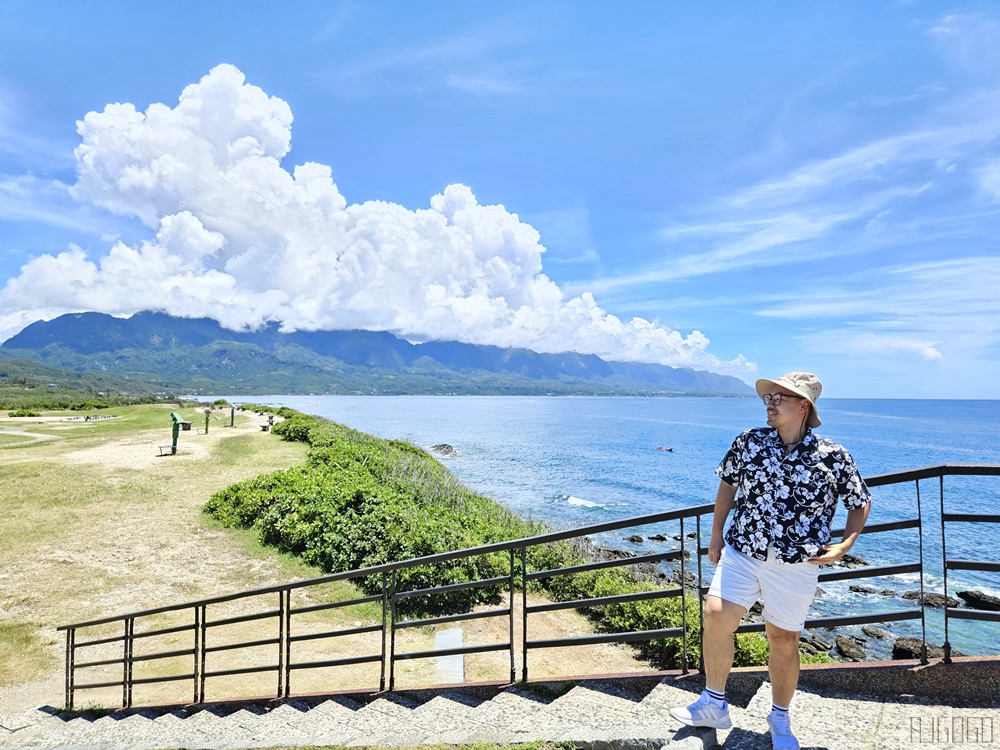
[2,312,754,397]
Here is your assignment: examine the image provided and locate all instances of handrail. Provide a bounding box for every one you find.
[59,463,1000,710]
[58,501,716,631]
[940,472,1000,664]
[58,464,1000,632]
[864,463,1000,486]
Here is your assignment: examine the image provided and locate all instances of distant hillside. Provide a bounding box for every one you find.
[1,312,754,397]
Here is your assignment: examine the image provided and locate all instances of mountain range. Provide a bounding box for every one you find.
[0,312,754,396]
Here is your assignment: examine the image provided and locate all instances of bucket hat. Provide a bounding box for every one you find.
[755,371,822,428]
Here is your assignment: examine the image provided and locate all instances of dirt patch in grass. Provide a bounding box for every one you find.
[0,405,653,712]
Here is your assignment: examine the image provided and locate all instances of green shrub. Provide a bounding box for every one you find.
[733,632,771,666]
[800,650,835,664]
[271,415,314,443]
[69,401,107,411]
[7,409,40,417]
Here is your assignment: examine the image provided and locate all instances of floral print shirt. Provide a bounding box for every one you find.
[715,427,871,564]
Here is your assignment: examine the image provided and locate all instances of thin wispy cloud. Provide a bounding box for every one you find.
[578,194,902,296]
[580,91,1000,296]
[0,114,75,172]
[446,73,522,96]
[759,257,1000,361]
[0,176,114,234]
[928,13,1000,78]
[323,25,534,96]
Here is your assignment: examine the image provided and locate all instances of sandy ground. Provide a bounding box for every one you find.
[0,407,653,712]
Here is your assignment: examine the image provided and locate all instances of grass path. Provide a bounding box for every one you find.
[0,404,313,710]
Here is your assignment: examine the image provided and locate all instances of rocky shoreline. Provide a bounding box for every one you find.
[581,535,999,664]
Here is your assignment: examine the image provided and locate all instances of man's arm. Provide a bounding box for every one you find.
[708,480,737,564]
[807,503,871,565]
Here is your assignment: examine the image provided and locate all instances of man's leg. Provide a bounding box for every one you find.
[669,594,746,729]
[764,620,801,707]
[703,594,747,692]
[671,546,759,729]
[764,620,803,750]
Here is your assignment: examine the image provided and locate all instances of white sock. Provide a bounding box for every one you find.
[706,688,727,705]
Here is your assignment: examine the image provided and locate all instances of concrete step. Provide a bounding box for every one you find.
[2,670,994,749]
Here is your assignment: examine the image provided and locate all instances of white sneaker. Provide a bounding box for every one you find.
[767,709,800,750]
[669,690,732,729]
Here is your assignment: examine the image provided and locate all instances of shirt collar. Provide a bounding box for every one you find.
[765,427,815,453]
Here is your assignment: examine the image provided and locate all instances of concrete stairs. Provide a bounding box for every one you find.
[1,670,995,750]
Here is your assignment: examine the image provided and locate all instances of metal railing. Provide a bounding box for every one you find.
[58,463,1000,710]
[939,469,1000,662]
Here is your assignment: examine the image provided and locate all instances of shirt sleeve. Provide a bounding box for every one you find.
[715,431,747,487]
[836,450,871,510]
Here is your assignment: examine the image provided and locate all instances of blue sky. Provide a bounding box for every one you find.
[1,1,999,398]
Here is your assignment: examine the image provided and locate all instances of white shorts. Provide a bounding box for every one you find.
[708,544,819,632]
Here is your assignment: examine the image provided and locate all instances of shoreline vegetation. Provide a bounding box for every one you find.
[211,405,777,669]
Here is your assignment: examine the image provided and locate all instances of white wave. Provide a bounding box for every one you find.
[556,494,605,509]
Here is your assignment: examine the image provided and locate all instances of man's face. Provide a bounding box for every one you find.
[763,386,809,429]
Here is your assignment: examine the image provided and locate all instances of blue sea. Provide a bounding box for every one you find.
[238,395,1000,659]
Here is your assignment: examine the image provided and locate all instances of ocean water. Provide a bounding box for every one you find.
[241,395,1000,658]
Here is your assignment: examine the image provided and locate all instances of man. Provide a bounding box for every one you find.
[670,372,871,750]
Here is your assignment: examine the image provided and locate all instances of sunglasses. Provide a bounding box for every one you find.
[761,393,806,406]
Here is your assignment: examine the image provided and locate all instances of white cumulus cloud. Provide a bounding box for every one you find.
[0,64,752,377]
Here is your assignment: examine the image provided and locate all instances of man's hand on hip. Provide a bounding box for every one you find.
[807,541,851,565]
[708,534,725,564]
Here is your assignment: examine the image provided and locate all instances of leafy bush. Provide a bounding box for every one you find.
[7,409,40,417]
[733,632,771,666]
[270,415,314,443]
[69,401,107,411]
[800,650,835,664]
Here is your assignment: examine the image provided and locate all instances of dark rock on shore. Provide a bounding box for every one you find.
[901,591,960,608]
[569,537,680,586]
[849,584,898,598]
[837,553,870,568]
[431,443,457,457]
[589,545,638,561]
[625,535,643,543]
[893,638,941,660]
[669,569,699,590]
[803,634,834,652]
[861,625,891,639]
[648,534,668,542]
[892,637,967,660]
[836,635,867,661]
[957,589,1000,611]
[570,538,637,563]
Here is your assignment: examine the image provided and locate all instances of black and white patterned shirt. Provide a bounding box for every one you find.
[715,427,871,564]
